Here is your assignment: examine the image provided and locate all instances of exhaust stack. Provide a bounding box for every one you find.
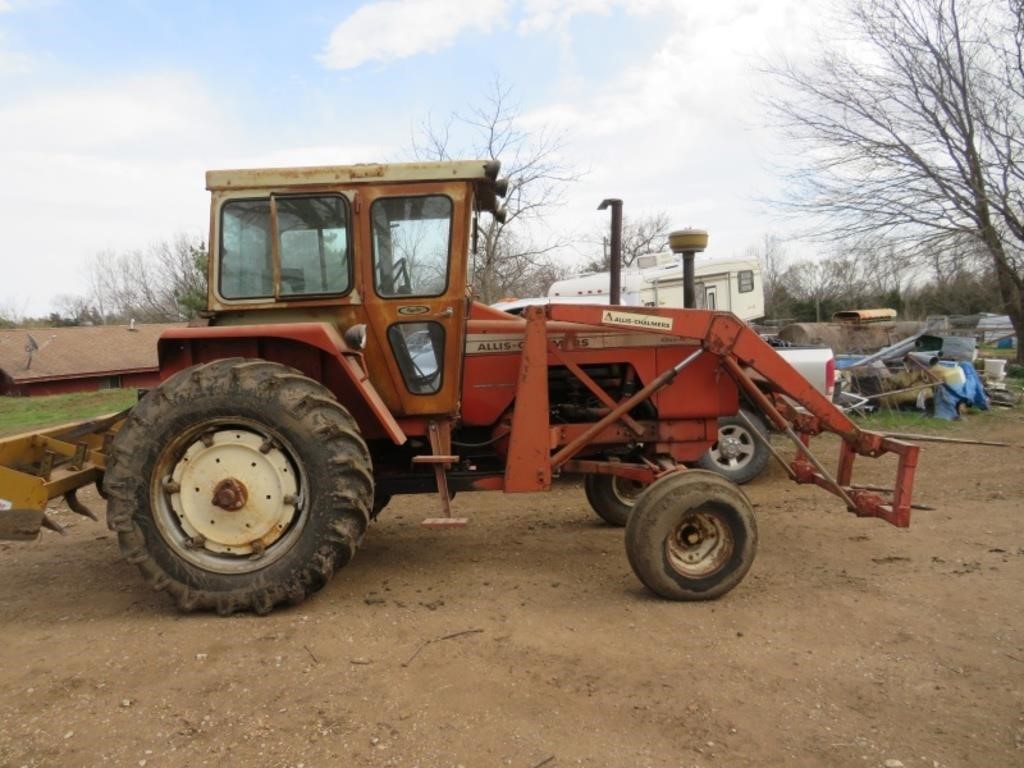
[668,229,708,309]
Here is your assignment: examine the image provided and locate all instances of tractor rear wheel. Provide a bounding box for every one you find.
[625,470,757,601]
[584,474,646,527]
[103,358,374,615]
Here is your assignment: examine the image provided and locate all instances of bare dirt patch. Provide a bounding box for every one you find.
[2,413,1023,767]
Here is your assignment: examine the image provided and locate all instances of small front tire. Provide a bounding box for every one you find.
[625,470,757,601]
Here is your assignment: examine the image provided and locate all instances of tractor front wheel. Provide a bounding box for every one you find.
[103,359,374,615]
[625,470,757,601]
[584,474,646,527]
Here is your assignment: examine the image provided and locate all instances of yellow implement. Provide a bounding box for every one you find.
[0,411,127,540]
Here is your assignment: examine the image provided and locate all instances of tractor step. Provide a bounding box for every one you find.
[421,517,469,528]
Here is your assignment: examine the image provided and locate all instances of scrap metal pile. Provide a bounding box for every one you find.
[778,311,1021,418]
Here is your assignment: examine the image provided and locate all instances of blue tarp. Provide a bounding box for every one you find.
[933,361,989,420]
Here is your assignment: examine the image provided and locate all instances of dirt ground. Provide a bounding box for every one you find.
[1,413,1023,768]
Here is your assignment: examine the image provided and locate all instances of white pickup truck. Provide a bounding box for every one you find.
[492,297,835,484]
[707,344,835,484]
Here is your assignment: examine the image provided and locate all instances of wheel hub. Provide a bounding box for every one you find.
[665,510,732,577]
[211,477,248,511]
[719,435,743,460]
[165,430,299,557]
[711,425,754,468]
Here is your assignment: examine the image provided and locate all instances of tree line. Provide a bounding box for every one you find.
[0,235,208,328]
[752,233,1003,324]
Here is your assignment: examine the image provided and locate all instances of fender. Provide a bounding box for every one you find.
[157,323,406,445]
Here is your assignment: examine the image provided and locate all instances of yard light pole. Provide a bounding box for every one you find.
[668,228,708,309]
[598,199,623,305]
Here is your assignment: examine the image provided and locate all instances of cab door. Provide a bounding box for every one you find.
[357,182,470,418]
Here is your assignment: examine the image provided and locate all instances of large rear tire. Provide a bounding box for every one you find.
[625,470,757,601]
[103,358,373,615]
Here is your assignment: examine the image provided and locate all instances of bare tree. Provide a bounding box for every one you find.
[784,257,855,322]
[0,299,24,329]
[81,234,208,323]
[745,234,790,319]
[51,294,101,326]
[411,77,582,302]
[585,211,672,271]
[767,0,1024,360]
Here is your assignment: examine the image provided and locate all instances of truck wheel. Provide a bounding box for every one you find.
[584,474,645,527]
[697,409,770,484]
[103,358,373,615]
[625,470,757,601]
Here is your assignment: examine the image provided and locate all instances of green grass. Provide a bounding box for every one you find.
[0,389,137,436]
[852,409,957,432]
[852,404,1012,433]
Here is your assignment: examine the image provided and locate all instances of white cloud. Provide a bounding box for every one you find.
[517,0,660,33]
[0,74,230,314]
[320,0,510,70]
[0,74,215,151]
[518,0,824,266]
[240,143,392,169]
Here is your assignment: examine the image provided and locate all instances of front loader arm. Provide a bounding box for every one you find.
[545,305,920,527]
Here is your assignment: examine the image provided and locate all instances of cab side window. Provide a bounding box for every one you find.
[371,195,452,297]
[278,196,350,296]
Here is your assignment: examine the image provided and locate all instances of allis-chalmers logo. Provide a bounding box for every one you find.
[600,310,673,331]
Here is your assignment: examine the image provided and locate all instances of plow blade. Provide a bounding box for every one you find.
[0,411,126,541]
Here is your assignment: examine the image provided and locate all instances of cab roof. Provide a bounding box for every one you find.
[206,159,505,216]
[205,159,496,191]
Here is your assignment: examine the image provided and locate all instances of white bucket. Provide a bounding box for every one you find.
[984,358,1007,379]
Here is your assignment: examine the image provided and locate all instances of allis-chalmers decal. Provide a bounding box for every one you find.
[465,332,686,355]
[397,305,431,315]
[600,310,674,331]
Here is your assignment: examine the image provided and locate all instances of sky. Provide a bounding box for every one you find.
[0,0,825,316]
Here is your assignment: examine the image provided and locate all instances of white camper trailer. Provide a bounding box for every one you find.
[546,252,765,322]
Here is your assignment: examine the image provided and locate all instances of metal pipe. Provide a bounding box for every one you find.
[598,199,623,305]
[781,424,858,510]
[683,253,695,308]
[668,229,708,310]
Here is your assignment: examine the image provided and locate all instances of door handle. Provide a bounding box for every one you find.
[436,307,454,319]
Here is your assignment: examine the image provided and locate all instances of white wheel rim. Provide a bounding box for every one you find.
[153,421,307,574]
[170,430,298,554]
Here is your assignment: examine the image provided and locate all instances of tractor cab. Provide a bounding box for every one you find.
[199,160,507,422]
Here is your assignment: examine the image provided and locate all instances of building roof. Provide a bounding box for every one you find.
[0,323,181,383]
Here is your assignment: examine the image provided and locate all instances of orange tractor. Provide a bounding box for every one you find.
[0,160,920,614]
